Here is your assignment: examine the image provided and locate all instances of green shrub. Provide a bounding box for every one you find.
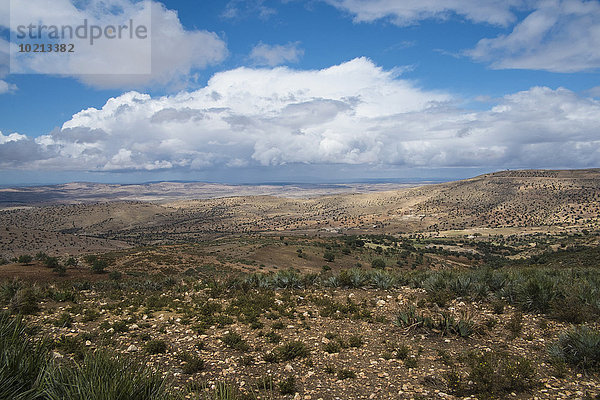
[394,344,410,360]
[404,357,418,369]
[10,287,41,315]
[265,331,281,344]
[82,308,100,322]
[48,289,76,303]
[109,271,122,281]
[371,259,386,269]
[83,255,98,265]
[180,352,204,374]
[53,312,73,328]
[506,311,523,338]
[449,351,536,397]
[263,352,278,363]
[278,376,296,395]
[517,276,556,313]
[145,340,167,354]
[91,259,108,274]
[277,341,309,361]
[43,257,60,268]
[64,257,78,267]
[323,341,340,354]
[548,326,600,371]
[18,255,32,264]
[491,299,505,314]
[347,335,364,348]
[204,382,245,399]
[53,335,86,361]
[53,264,67,276]
[221,332,250,351]
[323,251,335,262]
[268,317,283,327]
[337,369,356,379]
[112,320,129,333]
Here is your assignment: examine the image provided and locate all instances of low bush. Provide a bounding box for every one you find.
[448,351,536,397]
[180,352,204,374]
[277,341,309,361]
[145,340,167,354]
[278,376,296,395]
[337,369,356,379]
[221,332,250,351]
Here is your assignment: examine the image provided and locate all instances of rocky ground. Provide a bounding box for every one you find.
[21,282,600,400]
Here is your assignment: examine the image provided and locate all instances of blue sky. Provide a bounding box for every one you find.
[0,0,599,185]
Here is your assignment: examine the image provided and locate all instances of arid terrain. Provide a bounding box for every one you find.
[1,169,600,399]
[1,169,599,259]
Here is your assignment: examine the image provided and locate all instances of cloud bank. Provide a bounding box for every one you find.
[1,58,599,173]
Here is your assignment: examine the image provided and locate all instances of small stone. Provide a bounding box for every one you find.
[85,340,92,346]
[285,363,293,372]
[126,345,138,352]
[376,300,386,307]
[52,351,63,359]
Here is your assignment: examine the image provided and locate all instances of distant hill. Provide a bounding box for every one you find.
[1,169,598,257]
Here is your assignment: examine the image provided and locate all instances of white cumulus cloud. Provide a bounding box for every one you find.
[1,59,600,173]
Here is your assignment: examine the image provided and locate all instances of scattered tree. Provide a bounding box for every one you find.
[371,259,386,269]
[17,255,32,265]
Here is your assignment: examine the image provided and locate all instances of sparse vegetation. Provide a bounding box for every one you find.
[1,171,600,398]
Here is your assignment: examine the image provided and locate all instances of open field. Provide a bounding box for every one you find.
[1,169,600,399]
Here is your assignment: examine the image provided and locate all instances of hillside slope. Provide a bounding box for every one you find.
[1,169,598,257]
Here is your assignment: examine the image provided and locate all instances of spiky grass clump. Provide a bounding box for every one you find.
[0,313,48,400]
[0,313,174,400]
[548,326,600,371]
[44,351,172,400]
